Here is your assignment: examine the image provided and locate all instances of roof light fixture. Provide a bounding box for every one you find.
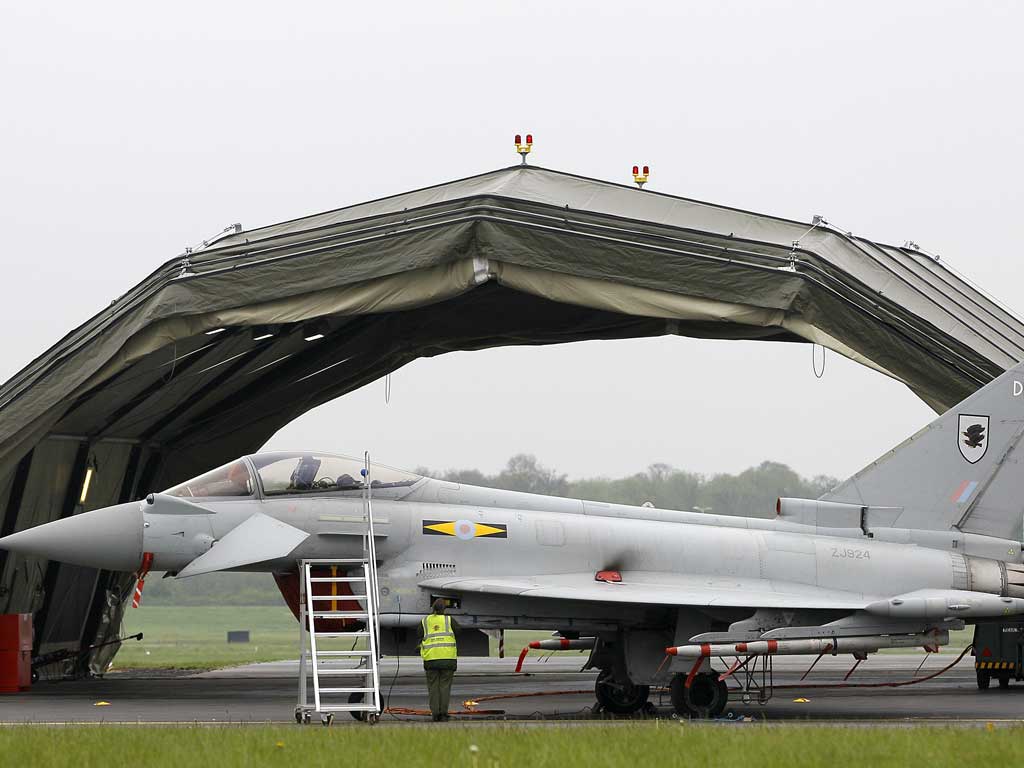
[302,320,328,342]
[79,462,95,505]
[633,164,650,189]
[514,133,533,165]
[251,325,278,342]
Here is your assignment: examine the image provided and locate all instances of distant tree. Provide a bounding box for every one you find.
[494,454,569,496]
[439,468,491,486]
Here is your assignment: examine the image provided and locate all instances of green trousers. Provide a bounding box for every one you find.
[424,666,455,719]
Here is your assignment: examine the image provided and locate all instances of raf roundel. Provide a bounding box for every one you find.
[454,520,477,540]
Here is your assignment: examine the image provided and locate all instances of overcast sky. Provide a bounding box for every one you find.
[3,1,1023,482]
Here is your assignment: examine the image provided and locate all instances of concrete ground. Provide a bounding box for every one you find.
[0,655,1021,725]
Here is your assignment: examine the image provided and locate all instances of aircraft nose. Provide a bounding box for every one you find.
[0,502,143,572]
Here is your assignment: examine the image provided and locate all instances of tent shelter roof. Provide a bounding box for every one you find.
[1,163,1022,665]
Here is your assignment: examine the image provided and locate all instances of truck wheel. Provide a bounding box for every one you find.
[976,670,991,690]
[594,669,650,714]
[670,671,728,719]
[998,676,1010,689]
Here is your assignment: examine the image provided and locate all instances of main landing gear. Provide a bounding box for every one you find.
[669,671,729,719]
[594,669,651,715]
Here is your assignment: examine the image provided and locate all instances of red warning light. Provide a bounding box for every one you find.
[643,166,649,175]
[514,133,533,163]
[632,165,639,175]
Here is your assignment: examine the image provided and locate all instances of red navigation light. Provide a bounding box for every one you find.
[643,166,649,175]
[595,569,622,583]
[526,134,533,145]
[514,134,522,145]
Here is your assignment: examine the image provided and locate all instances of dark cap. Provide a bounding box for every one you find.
[431,598,446,613]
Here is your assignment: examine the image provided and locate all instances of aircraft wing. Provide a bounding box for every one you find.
[418,571,877,610]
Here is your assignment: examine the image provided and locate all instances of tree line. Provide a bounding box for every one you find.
[424,454,837,518]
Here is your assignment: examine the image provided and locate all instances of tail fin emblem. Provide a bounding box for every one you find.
[958,414,989,464]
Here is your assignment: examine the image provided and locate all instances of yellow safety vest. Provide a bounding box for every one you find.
[420,614,457,661]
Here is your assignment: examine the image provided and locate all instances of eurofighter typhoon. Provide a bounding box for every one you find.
[4,363,1024,717]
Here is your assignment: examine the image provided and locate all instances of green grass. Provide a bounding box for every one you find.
[0,724,1020,768]
[113,606,301,670]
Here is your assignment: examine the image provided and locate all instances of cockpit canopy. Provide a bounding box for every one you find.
[249,452,422,497]
[164,452,423,500]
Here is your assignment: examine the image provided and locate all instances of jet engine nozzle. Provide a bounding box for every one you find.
[0,502,144,572]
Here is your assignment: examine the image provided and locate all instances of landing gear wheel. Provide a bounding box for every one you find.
[594,669,650,714]
[670,671,729,719]
[321,713,334,726]
[999,676,1010,689]
[977,670,991,690]
[348,691,367,721]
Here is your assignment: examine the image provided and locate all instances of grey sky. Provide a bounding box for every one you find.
[2,1,1022,482]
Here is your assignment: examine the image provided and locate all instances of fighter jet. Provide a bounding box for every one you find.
[4,362,1024,718]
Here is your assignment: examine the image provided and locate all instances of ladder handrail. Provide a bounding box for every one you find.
[363,451,381,650]
[303,564,322,712]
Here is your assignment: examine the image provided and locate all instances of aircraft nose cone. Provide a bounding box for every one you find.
[0,502,143,571]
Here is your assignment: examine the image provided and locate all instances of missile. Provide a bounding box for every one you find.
[665,631,948,658]
[528,637,596,651]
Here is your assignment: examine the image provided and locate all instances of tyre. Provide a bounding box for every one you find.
[594,668,651,714]
[977,669,991,690]
[670,671,729,719]
[348,691,367,721]
[998,676,1010,689]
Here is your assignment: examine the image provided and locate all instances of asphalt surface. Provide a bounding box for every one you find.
[1,654,1021,725]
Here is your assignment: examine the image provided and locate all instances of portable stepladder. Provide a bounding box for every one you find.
[295,453,383,725]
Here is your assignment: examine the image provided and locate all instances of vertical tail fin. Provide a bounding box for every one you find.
[822,362,1024,540]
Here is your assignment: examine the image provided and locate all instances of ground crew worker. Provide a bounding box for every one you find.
[418,598,458,721]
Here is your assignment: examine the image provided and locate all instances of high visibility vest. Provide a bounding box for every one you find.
[420,614,457,661]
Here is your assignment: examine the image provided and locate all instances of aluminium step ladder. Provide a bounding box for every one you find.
[296,454,383,726]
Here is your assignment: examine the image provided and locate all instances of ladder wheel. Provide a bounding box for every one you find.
[367,713,380,725]
[302,712,312,724]
[294,709,303,724]
[321,713,334,726]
